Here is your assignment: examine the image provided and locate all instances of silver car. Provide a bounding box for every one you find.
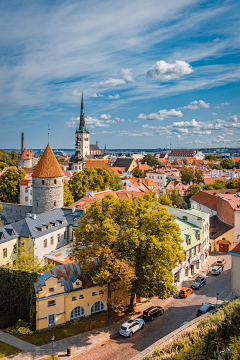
[119,318,145,337]
[211,265,222,275]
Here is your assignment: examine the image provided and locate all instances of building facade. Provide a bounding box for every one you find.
[18,133,34,168]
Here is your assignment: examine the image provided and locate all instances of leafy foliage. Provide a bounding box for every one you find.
[64,179,74,206]
[220,158,234,169]
[180,168,204,185]
[71,193,183,319]
[141,154,161,167]
[204,155,218,161]
[158,194,174,207]
[170,188,186,208]
[0,150,20,167]
[132,168,144,178]
[0,168,25,203]
[235,160,240,169]
[0,268,38,329]
[69,167,123,201]
[5,319,33,335]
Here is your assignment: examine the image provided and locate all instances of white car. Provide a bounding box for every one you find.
[211,265,222,275]
[119,318,145,337]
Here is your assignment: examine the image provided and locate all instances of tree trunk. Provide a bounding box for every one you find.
[107,283,112,326]
[128,293,135,313]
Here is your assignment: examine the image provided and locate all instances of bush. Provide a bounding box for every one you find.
[5,319,34,335]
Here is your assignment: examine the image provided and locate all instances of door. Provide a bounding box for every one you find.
[136,294,141,303]
[219,244,229,252]
[191,265,194,275]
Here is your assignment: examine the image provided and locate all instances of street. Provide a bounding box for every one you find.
[75,253,231,360]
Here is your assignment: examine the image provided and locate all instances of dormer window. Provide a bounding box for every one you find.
[42,180,45,185]
[49,288,54,293]
[183,216,188,221]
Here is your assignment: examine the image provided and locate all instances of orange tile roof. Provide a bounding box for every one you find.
[19,148,33,160]
[85,160,113,172]
[231,242,240,253]
[133,164,152,172]
[20,179,32,186]
[111,166,123,175]
[32,145,64,178]
[191,191,217,210]
[233,157,240,163]
[204,177,224,184]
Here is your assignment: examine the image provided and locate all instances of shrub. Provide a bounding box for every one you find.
[5,319,33,335]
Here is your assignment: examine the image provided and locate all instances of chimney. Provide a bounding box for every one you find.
[21,132,24,152]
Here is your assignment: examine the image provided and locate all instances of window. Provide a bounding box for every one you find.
[72,296,77,301]
[54,201,56,207]
[13,245,17,253]
[79,295,84,299]
[3,248,7,258]
[185,267,188,277]
[91,301,105,314]
[196,260,200,269]
[64,231,67,239]
[70,306,85,320]
[44,239,47,248]
[49,288,54,293]
[183,216,188,221]
[48,314,56,327]
[25,197,28,202]
[36,202,38,207]
[173,272,179,283]
[54,179,57,184]
[42,180,45,185]
[57,234,60,242]
[76,281,80,286]
[92,291,97,296]
[99,290,104,294]
[25,188,28,193]
[50,237,54,245]
[48,300,56,307]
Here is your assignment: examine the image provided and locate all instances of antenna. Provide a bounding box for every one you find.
[170,141,172,150]
[48,124,50,144]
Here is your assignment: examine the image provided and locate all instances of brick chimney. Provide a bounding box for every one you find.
[21,132,24,152]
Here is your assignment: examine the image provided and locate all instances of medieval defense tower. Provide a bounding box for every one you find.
[32,144,64,214]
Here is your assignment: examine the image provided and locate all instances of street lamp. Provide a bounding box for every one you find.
[216,293,219,309]
[51,333,55,360]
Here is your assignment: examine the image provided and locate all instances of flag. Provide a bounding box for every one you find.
[188,258,190,264]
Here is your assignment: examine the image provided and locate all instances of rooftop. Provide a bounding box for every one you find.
[32,145,64,178]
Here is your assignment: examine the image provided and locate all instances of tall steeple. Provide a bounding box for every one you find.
[79,91,86,132]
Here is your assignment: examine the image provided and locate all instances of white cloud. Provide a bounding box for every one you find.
[115,117,125,122]
[65,116,110,128]
[193,130,211,135]
[176,128,189,134]
[90,93,104,97]
[147,60,193,81]
[221,102,230,106]
[106,119,117,124]
[121,68,133,82]
[178,100,210,110]
[71,90,82,96]
[138,109,183,121]
[212,112,217,115]
[108,94,120,99]
[172,119,199,127]
[100,114,111,120]
[92,78,126,87]
[229,114,238,123]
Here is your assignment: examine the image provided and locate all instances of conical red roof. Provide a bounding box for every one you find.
[32,145,64,178]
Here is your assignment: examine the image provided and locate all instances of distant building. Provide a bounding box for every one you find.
[18,133,34,168]
[112,158,138,173]
[168,150,204,161]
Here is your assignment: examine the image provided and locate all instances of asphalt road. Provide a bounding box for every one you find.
[75,254,231,360]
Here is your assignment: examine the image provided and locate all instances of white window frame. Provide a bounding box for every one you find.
[70,306,86,320]
[91,301,105,314]
[47,313,56,327]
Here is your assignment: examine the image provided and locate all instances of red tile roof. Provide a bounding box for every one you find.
[32,145,64,178]
[19,148,34,160]
[191,191,217,210]
[85,160,113,172]
[231,242,240,253]
[204,177,224,184]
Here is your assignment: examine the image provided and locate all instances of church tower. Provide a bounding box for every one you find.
[32,145,64,214]
[76,92,90,157]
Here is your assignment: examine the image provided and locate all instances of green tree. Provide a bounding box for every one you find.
[170,188,186,208]
[194,169,204,184]
[235,160,240,169]
[0,150,20,167]
[158,194,174,207]
[71,194,183,316]
[64,179,74,206]
[204,155,218,161]
[0,162,8,171]
[203,180,226,190]
[141,154,161,167]
[220,158,234,169]
[12,237,54,273]
[132,168,144,178]
[0,168,25,203]
[69,167,123,201]
[226,178,240,189]
[184,184,200,207]
[0,203,2,227]
[180,168,194,185]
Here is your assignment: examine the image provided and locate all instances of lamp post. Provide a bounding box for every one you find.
[216,293,219,309]
[51,333,55,360]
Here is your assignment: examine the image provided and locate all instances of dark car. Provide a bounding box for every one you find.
[191,276,206,289]
[196,302,215,317]
[143,306,164,321]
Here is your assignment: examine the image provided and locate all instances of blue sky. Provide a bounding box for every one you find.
[0,0,240,150]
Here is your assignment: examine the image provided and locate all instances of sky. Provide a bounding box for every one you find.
[0,0,240,150]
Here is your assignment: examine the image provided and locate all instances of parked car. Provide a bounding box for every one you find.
[211,266,222,275]
[143,306,164,321]
[119,318,145,337]
[191,276,206,289]
[179,287,193,298]
[216,259,226,268]
[196,302,215,317]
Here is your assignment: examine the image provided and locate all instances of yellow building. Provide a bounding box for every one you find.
[34,263,108,330]
[210,215,235,253]
[0,227,18,266]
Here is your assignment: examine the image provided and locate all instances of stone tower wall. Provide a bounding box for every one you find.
[32,176,64,214]
[18,158,33,168]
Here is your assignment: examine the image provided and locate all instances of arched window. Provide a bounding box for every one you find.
[91,301,105,314]
[70,306,85,320]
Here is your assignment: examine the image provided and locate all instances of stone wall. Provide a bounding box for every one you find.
[32,177,64,214]
[0,203,32,224]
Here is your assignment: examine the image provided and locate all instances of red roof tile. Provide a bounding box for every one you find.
[191,191,217,210]
[32,145,64,178]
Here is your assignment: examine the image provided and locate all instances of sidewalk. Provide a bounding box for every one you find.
[0,254,227,360]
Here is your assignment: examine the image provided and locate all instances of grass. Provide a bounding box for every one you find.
[18,311,127,346]
[0,341,21,358]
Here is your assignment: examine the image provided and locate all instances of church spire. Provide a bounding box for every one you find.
[79,91,86,131]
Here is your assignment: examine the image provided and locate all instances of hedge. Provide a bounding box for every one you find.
[0,268,38,329]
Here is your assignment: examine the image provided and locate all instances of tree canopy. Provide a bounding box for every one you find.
[132,168,144,178]
[141,154,161,167]
[64,179,74,206]
[0,150,20,167]
[69,167,123,201]
[204,155,218,161]
[180,168,204,185]
[0,168,25,203]
[235,160,240,169]
[71,193,183,321]
[220,158,234,169]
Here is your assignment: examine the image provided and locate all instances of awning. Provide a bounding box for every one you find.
[216,240,231,245]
